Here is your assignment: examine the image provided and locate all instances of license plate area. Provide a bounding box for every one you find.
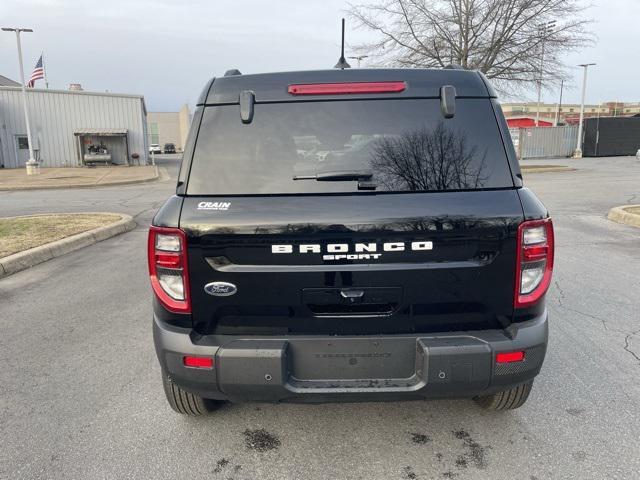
[288,337,416,381]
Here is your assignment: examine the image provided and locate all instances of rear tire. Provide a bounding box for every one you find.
[161,372,222,415]
[474,381,533,410]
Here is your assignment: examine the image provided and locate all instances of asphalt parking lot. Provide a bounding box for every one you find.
[1,155,639,480]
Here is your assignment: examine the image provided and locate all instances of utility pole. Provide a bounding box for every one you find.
[2,27,38,174]
[535,21,556,127]
[573,63,596,159]
[347,55,368,68]
[554,79,563,126]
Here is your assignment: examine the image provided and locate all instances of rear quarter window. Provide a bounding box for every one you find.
[186,98,513,195]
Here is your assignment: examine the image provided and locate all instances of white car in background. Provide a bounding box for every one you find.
[149,144,162,155]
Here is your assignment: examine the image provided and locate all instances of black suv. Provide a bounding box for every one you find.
[164,143,177,154]
[149,68,554,415]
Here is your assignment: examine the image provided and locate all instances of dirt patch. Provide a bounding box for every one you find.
[410,432,432,445]
[0,214,121,258]
[452,429,488,469]
[242,429,281,452]
[403,466,417,479]
[572,451,587,462]
[213,458,230,473]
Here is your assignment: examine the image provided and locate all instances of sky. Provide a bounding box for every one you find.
[1,0,638,111]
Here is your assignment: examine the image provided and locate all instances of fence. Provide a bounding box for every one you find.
[583,117,640,157]
[508,126,579,159]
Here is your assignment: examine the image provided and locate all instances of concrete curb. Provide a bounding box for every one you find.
[0,166,158,191]
[0,213,137,279]
[607,205,640,228]
[521,166,576,174]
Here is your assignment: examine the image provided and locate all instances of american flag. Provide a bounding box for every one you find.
[27,54,45,88]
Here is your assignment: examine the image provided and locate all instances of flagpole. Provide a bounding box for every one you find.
[2,27,38,174]
[42,51,49,89]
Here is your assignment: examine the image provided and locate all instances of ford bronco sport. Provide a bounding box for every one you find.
[149,68,553,415]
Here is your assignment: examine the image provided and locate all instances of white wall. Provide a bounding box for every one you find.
[0,87,148,168]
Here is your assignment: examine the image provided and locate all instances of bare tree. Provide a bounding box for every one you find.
[370,122,488,191]
[348,0,594,93]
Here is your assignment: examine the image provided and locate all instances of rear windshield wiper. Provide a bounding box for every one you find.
[293,171,377,190]
[293,171,373,182]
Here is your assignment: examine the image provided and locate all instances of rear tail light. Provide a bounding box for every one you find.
[183,356,213,369]
[287,81,406,96]
[515,218,554,308]
[148,226,191,313]
[496,351,525,363]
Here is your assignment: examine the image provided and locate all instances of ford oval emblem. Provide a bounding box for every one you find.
[204,281,237,297]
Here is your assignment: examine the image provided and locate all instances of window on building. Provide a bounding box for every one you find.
[17,136,29,149]
[569,108,574,112]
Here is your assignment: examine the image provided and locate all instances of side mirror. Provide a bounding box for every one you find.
[440,85,456,119]
[240,90,255,124]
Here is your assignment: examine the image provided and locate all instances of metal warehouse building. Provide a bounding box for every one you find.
[0,86,149,169]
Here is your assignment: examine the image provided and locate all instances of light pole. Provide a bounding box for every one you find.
[347,55,368,68]
[554,79,563,126]
[535,21,556,127]
[2,26,38,174]
[573,63,596,159]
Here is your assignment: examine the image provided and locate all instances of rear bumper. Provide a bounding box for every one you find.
[153,312,548,403]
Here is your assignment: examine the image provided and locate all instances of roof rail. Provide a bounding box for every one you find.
[224,69,242,76]
[444,64,465,70]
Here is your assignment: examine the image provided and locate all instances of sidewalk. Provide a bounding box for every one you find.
[0,165,158,191]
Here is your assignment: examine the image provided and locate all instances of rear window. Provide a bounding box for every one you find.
[186,99,513,195]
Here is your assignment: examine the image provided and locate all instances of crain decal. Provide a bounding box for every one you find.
[271,241,433,261]
[197,201,231,211]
